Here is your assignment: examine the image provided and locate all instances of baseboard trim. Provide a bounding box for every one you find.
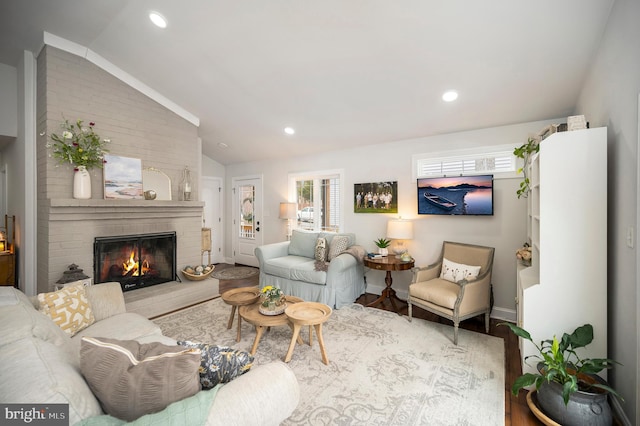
[610,395,632,426]
[491,307,516,322]
[365,283,405,300]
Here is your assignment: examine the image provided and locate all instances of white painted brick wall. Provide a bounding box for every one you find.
[36,46,204,293]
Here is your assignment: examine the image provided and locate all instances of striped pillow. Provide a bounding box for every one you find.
[80,337,201,422]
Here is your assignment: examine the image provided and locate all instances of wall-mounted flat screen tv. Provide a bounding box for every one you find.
[417,174,494,216]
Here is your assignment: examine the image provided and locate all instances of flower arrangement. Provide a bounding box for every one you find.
[260,285,284,307]
[516,242,532,265]
[46,119,109,169]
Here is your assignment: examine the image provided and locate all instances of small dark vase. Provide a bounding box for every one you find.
[537,379,612,426]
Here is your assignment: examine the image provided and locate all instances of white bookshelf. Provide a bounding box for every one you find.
[517,127,607,376]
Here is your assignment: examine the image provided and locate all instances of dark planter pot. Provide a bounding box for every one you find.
[537,380,612,426]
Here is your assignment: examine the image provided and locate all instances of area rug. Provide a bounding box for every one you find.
[154,298,505,425]
[210,266,259,280]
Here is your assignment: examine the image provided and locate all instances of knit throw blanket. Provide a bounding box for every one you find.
[315,245,367,271]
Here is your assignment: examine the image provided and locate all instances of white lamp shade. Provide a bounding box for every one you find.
[387,219,413,240]
[279,202,297,219]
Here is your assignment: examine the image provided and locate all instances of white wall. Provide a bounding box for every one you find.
[202,154,225,178]
[575,0,640,421]
[225,118,560,319]
[0,63,17,138]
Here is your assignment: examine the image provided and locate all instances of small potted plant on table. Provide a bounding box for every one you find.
[500,323,621,426]
[374,238,391,256]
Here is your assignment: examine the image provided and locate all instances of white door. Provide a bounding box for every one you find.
[232,176,263,267]
[201,176,224,264]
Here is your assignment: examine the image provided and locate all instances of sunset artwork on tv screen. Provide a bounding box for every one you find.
[417,175,494,216]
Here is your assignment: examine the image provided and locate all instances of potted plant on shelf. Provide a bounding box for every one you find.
[500,322,621,426]
[374,238,391,256]
[513,137,540,198]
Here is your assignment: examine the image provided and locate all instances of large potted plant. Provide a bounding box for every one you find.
[500,323,621,426]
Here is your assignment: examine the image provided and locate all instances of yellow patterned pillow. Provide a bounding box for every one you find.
[38,283,95,336]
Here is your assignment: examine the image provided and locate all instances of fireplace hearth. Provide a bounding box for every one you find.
[94,232,177,292]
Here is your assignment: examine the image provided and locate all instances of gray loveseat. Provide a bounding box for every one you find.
[0,283,299,425]
[255,230,366,309]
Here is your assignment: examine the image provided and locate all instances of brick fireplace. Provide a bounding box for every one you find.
[37,199,204,294]
[36,45,203,295]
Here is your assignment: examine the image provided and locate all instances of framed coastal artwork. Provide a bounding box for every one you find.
[354,181,398,213]
[103,154,144,199]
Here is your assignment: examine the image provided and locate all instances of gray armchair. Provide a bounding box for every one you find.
[408,241,494,345]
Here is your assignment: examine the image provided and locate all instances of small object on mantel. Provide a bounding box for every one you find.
[55,264,93,290]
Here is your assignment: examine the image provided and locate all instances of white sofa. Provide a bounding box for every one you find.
[255,230,366,309]
[0,283,300,425]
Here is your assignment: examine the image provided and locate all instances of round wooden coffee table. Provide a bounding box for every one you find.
[284,302,332,365]
[239,296,304,355]
[221,287,260,342]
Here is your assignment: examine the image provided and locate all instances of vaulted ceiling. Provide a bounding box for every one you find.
[0,0,614,165]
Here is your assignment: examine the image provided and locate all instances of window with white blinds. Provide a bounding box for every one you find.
[413,146,517,179]
[289,169,344,233]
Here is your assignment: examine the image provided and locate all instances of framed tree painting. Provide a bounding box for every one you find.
[354,181,398,213]
[103,154,144,199]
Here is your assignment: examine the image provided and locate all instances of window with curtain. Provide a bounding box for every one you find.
[290,170,343,233]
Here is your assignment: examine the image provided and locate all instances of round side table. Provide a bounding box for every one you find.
[284,302,332,365]
[220,287,260,342]
[363,256,414,314]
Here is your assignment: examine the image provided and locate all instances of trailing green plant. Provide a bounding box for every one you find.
[513,137,540,198]
[374,238,391,248]
[500,323,622,405]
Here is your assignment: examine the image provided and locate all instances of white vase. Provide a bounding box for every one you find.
[73,166,91,199]
[378,248,388,256]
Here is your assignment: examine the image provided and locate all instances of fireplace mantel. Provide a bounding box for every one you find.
[45,199,205,221]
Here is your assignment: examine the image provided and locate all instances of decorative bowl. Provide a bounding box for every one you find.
[181,264,215,281]
[259,303,288,316]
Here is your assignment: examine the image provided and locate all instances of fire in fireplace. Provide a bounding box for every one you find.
[94,232,176,291]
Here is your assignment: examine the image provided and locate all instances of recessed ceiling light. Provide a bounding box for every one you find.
[218,142,228,149]
[284,127,295,135]
[149,12,167,28]
[442,90,458,102]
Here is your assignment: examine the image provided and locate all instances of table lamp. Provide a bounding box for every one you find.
[279,202,297,240]
[387,218,413,257]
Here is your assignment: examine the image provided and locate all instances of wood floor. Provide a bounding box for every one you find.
[216,263,541,425]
